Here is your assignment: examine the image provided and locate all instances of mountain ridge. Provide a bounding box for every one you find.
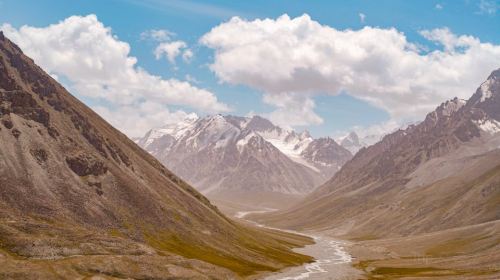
[0,31,313,279]
[256,67,500,237]
[138,113,352,208]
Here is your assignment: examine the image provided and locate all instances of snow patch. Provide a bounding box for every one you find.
[236,132,257,152]
[266,138,319,172]
[475,118,500,134]
[142,113,198,147]
[480,78,494,102]
[442,99,466,116]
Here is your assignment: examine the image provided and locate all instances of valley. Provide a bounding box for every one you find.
[1,3,499,279]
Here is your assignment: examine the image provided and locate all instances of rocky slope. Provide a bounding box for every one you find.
[138,114,352,208]
[258,68,500,238]
[0,31,313,279]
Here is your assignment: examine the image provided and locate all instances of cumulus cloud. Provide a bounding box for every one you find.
[435,4,443,10]
[200,14,500,127]
[263,93,323,128]
[154,40,188,63]
[1,15,228,137]
[182,48,194,62]
[94,102,198,138]
[145,29,194,65]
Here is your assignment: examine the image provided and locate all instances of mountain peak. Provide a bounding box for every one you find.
[469,68,500,105]
[347,131,360,142]
[437,97,466,117]
[479,70,499,102]
[340,131,360,146]
[467,68,500,122]
[299,129,311,139]
[245,115,276,131]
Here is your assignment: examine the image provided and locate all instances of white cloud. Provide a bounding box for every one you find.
[154,40,187,63]
[348,119,403,140]
[143,28,194,65]
[200,14,500,127]
[263,93,323,128]
[1,14,229,137]
[435,3,443,10]
[359,13,366,23]
[478,0,498,14]
[94,102,197,138]
[140,29,174,41]
[182,48,194,62]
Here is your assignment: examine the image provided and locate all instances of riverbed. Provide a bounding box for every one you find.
[235,210,359,280]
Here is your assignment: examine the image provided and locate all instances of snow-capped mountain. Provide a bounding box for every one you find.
[138,115,352,207]
[337,131,383,155]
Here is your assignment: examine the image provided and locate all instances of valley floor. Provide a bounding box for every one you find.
[349,220,500,279]
[229,202,499,280]
[234,208,362,280]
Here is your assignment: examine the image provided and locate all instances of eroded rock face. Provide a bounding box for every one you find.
[11,128,20,138]
[30,148,48,164]
[65,154,107,176]
[1,118,13,129]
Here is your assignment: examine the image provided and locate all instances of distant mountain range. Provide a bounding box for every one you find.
[337,131,382,154]
[137,114,352,207]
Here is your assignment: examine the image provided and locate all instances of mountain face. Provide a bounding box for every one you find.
[338,130,396,155]
[258,69,500,239]
[0,32,313,279]
[338,131,367,154]
[138,114,352,207]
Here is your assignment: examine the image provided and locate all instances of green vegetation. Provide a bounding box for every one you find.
[355,260,456,279]
[355,259,500,279]
[108,228,124,238]
[144,231,276,276]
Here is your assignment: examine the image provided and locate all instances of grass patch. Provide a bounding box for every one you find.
[355,260,500,279]
[355,260,458,279]
[425,234,499,257]
[143,231,277,277]
[425,238,474,257]
[108,228,124,238]
[372,266,455,277]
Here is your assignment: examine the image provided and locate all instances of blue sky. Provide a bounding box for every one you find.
[1,0,499,138]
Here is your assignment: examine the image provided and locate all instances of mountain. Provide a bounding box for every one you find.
[0,31,313,279]
[138,114,352,208]
[338,131,365,154]
[338,129,401,155]
[256,69,500,276]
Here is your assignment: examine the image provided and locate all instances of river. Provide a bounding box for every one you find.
[235,210,357,280]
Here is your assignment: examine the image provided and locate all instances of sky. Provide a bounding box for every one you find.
[0,0,499,138]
